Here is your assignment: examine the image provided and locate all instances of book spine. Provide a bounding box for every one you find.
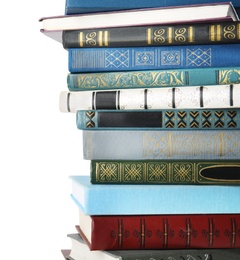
[63,22,240,48]
[68,44,240,73]
[83,130,240,160]
[77,214,240,250]
[59,84,240,112]
[90,160,240,184]
[76,109,240,130]
[67,67,240,91]
[65,0,240,14]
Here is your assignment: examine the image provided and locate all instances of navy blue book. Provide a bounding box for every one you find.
[65,0,240,14]
[68,44,240,73]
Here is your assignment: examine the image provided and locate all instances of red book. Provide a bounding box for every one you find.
[76,211,240,250]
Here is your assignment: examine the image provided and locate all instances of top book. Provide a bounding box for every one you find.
[40,2,238,33]
[65,0,240,14]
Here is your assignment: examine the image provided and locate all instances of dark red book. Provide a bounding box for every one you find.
[76,211,240,250]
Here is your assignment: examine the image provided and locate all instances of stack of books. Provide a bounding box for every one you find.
[40,0,240,259]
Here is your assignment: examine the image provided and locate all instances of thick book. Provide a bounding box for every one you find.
[67,44,240,73]
[59,84,240,112]
[67,67,240,91]
[76,211,240,250]
[76,109,240,130]
[67,233,240,260]
[70,175,240,215]
[82,130,240,160]
[65,0,240,14]
[62,21,240,48]
[90,160,240,185]
[40,3,238,32]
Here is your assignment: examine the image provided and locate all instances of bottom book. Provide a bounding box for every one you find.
[66,233,240,260]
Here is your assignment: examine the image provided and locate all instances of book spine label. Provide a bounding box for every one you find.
[83,130,240,160]
[67,67,240,91]
[76,109,240,130]
[60,84,240,112]
[78,214,240,250]
[63,22,240,48]
[90,160,240,184]
[68,44,240,72]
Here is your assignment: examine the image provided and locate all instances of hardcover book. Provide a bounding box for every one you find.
[40,3,238,32]
[67,233,240,259]
[76,109,240,130]
[65,0,240,14]
[67,67,240,91]
[62,21,240,48]
[70,176,240,215]
[59,84,240,112]
[90,160,240,185]
[76,211,240,250]
[82,130,240,160]
[67,44,240,73]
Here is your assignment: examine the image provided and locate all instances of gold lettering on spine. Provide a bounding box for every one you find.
[216,25,221,41]
[238,24,240,39]
[98,31,103,46]
[210,25,215,41]
[168,133,172,157]
[168,27,173,43]
[210,25,221,42]
[104,31,109,46]
[219,132,223,157]
[78,32,84,47]
[188,26,194,42]
[147,28,152,44]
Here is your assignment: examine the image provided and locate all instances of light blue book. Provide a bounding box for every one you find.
[68,44,240,73]
[70,175,240,215]
[76,109,240,130]
[83,130,240,160]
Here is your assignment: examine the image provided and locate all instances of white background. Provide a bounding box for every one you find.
[0,0,89,258]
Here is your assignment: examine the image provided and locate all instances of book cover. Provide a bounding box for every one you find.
[76,211,240,250]
[67,67,240,91]
[62,21,240,48]
[65,0,240,14]
[40,3,238,32]
[59,84,240,112]
[68,44,240,73]
[70,176,240,215]
[68,233,240,260]
[76,109,240,130]
[90,160,240,185]
[82,130,240,160]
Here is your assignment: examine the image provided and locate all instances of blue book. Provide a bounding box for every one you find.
[68,44,240,73]
[70,175,240,215]
[76,109,240,130]
[82,130,240,160]
[65,0,240,14]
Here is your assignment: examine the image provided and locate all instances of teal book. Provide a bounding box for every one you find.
[83,130,240,160]
[90,160,240,185]
[76,109,240,130]
[68,44,240,73]
[65,0,240,14]
[70,176,240,215]
[67,67,240,91]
